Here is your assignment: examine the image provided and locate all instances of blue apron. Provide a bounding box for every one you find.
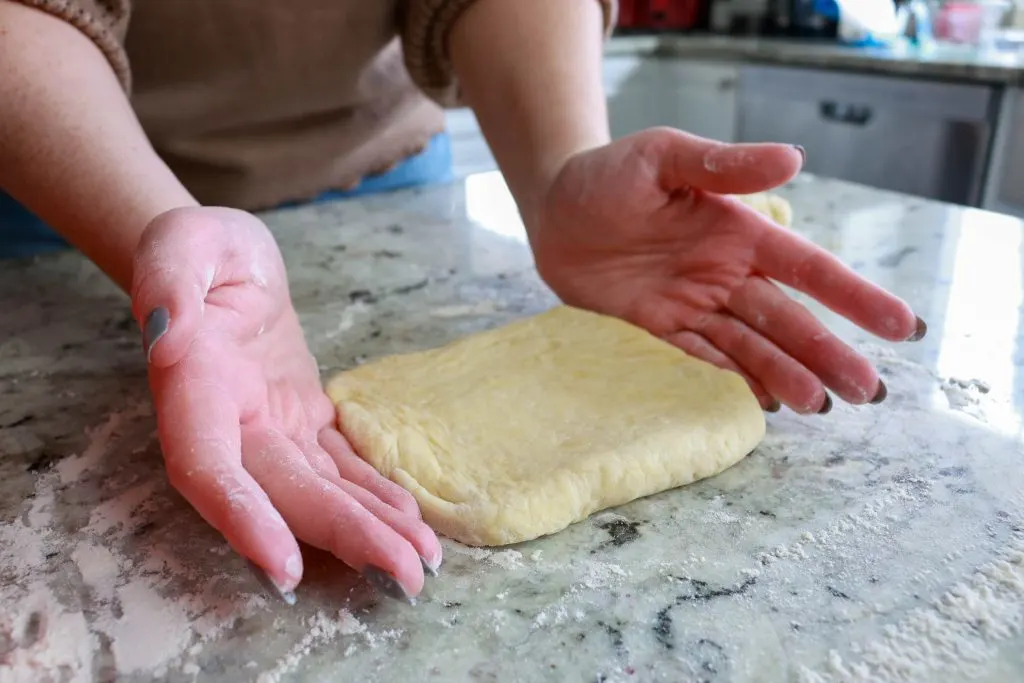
[0,132,453,259]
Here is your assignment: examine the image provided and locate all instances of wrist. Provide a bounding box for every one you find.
[513,133,610,233]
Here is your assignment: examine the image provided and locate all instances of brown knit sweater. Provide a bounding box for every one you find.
[14,0,615,210]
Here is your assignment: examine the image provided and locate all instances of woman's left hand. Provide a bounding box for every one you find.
[529,127,925,415]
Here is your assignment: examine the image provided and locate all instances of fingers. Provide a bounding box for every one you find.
[319,428,423,518]
[697,313,828,415]
[155,370,302,591]
[662,330,777,411]
[243,427,433,599]
[728,277,884,405]
[753,225,920,342]
[300,435,443,571]
[647,128,804,196]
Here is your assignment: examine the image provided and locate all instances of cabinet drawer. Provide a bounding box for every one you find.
[739,65,995,121]
[737,65,997,205]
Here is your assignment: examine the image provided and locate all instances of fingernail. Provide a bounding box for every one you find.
[142,307,170,361]
[362,565,411,604]
[275,584,297,606]
[818,393,833,415]
[766,399,782,413]
[908,316,927,342]
[246,559,297,606]
[793,144,806,165]
[421,556,440,578]
[284,553,303,581]
[870,380,888,405]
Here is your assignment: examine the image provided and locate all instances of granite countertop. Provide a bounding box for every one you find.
[607,34,1024,85]
[3,172,1024,682]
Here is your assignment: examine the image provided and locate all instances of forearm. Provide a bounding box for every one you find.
[0,1,196,292]
[449,0,610,228]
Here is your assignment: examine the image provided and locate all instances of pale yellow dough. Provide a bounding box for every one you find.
[736,192,792,227]
[327,306,766,546]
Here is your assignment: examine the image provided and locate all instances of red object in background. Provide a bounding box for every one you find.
[618,0,703,30]
[933,3,985,44]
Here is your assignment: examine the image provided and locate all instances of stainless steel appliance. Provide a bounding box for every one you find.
[736,65,998,205]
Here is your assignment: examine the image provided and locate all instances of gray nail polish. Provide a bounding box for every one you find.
[421,557,439,578]
[142,307,170,361]
[870,380,888,405]
[793,144,806,165]
[246,559,297,606]
[818,394,833,415]
[362,565,411,603]
[908,316,928,342]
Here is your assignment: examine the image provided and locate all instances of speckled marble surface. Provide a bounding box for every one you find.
[607,34,1024,84]
[2,172,1024,682]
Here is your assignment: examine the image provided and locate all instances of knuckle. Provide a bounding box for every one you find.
[326,495,371,554]
[391,487,419,515]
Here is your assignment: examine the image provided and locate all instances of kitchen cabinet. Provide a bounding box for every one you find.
[446,56,741,178]
[661,60,740,143]
[982,87,1024,219]
[736,65,999,206]
[603,55,667,137]
[451,56,1012,212]
[604,56,740,142]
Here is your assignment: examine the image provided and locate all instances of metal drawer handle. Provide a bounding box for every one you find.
[819,101,874,126]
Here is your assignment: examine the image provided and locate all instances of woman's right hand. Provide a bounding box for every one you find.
[131,207,441,600]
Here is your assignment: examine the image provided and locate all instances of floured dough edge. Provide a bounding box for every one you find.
[327,308,766,546]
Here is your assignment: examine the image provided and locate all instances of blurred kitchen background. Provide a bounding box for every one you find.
[446,0,1024,219]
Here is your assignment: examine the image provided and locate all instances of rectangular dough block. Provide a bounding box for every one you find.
[326,306,766,546]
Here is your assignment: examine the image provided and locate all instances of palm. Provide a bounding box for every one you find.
[533,129,922,414]
[132,207,440,598]
[158,283,335,469]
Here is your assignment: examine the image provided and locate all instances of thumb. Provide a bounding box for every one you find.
[647,128,804,195]
[130,207,225,368]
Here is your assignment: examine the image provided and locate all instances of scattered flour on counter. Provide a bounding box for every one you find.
[754,481,928,570]
[55,403,150,485]
[1,402,266,682]
[490,609,510,634]
[445,543,492,562]
[430,301,499,318]
[579,562,628,590]
[443,543,524,571]
[256,609,407,683]
[940,377,992,419]
[0,587,97,683]
[325,301,369,340]
[487,550,524,571]
[858,343,998,423]
[798,534,1024,683]
[85,480,160,536]
[529,559,631,629]
[70,543,121,602]
[858,343,933,374]
[702,495,742,525]
[97,579,195,674]
[256,610,366,683]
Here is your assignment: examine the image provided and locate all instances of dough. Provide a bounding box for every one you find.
[736,192,792,227]
[327,306,765,546]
